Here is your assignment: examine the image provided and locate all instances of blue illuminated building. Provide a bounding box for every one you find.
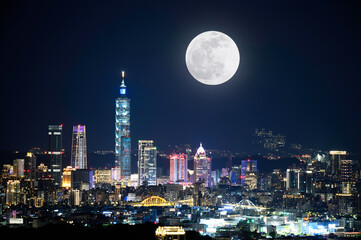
[115,71,131,179]
[241,159,257,186]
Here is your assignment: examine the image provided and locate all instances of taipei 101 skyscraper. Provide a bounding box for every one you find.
[115,71,131,179]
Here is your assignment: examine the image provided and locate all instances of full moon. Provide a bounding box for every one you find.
[185,31,240,85]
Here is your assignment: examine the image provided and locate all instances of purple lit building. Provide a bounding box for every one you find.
[71,125,87,169]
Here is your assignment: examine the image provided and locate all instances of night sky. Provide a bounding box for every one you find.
[1,1,361,154]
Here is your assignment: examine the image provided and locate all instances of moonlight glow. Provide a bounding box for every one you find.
[185,31,240,85]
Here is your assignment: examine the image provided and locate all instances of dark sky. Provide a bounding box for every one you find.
[1,1,360,154]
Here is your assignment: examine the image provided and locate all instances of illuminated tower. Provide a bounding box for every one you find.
[241,159,257,190]
[138,140,157,186]
[170,153,188,183]
[286,168,298,190]
[329,150,347,176]
[6,180,21,205]
[48,124,63,187]
[115,71,131,179]
[70,125,87,169]
[193,143,211,187]
[13,159,24,178]
[24,152,36,181]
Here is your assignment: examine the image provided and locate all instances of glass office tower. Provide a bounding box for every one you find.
[170,153,188,183]
[48,124,63,187]
[241,159,258,190]
[329,150,347,176]
[115,71,131,179]
[138,140,157,186]
[24,152,36,181]
[71,125,87,169]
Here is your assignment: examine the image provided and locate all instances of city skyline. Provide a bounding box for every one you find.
[1,1,361,155]
[1,1,361,238]
[1,74,361,239]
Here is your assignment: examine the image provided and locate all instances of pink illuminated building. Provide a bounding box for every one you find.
[169,153,188,183]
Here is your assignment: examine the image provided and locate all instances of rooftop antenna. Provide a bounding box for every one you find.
[121,71,126,87]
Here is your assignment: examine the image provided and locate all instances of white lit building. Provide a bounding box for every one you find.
[138,140,157,186]
[70,125,87,169]
[194,143,211,187]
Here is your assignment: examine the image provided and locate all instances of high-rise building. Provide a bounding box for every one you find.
[62,166,75,189]
[6,180,21,205]
[298,170,312,194]
[286,169,312,194]
[340,159,353,182]
[340,159,354,194]
[70,125,87,169]
[138,140,157,186]
[169,153,188,183]
[72,169,93,190]
[13,159,24,178]
[70,189,81,206]
[329,150,347,176]
[48,124,63,187]
[241,159,258,189]
[94,169,112,186]
[24,152,36,180]
[2,164,13,178]
[115,71,131,179]
[286,169,299,190]
[231,165,241,185]
[193,143,211,187]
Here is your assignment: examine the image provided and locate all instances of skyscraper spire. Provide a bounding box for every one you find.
[120,70,127,95]
[196,142,205,155]
[121,71,126,87]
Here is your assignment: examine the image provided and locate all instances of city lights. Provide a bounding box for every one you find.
[1,2,360,238]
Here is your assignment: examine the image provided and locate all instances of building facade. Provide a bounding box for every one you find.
[115,71,131,179]
[329,150,347,176]
[48,124,63,187]
[298,170,313,194]
[6,180,21,205]
[286,169,299,190]
[70,125,87,169]
[62,166,75,189]
[241,159,258,190]
[24,152,36,180]
[13,159,24,178]
[194,143,211,187]
[138,140,157,186]
[170,153,188,183]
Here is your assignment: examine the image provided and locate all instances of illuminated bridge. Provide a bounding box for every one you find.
[234,199,267,212]
[236,199,260,211]
[134,196,173,207]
